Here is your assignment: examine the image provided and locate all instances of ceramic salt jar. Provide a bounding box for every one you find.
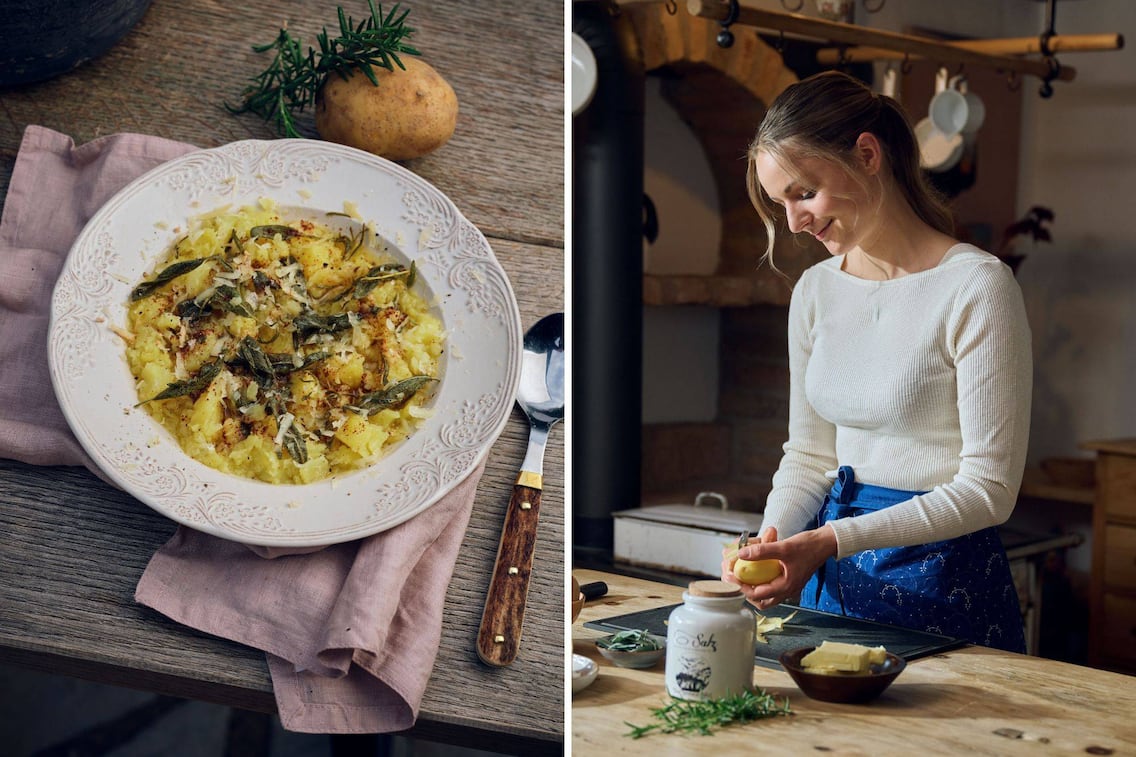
[665,580,755,701]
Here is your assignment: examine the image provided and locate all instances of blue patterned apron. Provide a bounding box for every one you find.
[800,466,1026,653]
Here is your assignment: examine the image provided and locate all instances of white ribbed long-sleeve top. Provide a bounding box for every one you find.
[761,244,1033,560]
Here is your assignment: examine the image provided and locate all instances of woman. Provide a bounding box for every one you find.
[722,71,1031,653]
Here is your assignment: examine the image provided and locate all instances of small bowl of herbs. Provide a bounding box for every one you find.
[595,629,666,669]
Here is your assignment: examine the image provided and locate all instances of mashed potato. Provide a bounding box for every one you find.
[124,200,444,484]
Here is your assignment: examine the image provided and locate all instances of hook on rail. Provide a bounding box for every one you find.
[717,0,740,48]
[1037,0,1061,98]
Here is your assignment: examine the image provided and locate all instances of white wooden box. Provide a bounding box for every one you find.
[613,493,765,578]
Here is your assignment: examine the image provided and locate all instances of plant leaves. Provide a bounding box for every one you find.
[236,336,277,387]
[352,263,410,299]
[597,629,660,652]
[354,375,436,414]
[138,360,223,405]
[292,311,353,345]
[281,420,309,464]
[625,690,791,739]
[131,258,212,301]
[267,350,330,374]
[175,284,253,319]
[250,224,300,240]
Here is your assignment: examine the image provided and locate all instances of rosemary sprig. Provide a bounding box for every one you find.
[227,1,421,138]
[625,691,791,739]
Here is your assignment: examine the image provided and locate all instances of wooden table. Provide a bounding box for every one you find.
[573,569,1136,755]
[0,1,563,753]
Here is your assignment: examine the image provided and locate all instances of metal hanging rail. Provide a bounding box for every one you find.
[685,0,1079,83]
[816,33,1124,66]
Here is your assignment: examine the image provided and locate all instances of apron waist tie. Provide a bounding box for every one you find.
[831,465,856,504]
[811,465,856,611]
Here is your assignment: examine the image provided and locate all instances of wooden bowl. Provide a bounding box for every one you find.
[779,647,906,704]
[571,575,584,623]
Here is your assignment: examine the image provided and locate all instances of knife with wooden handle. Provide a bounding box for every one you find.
[476,471,545,667]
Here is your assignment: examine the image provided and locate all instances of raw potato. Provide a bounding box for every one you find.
[316,56,458,160]
[733,558,782,586]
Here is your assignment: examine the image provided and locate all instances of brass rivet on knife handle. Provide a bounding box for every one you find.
[477,483,543,667]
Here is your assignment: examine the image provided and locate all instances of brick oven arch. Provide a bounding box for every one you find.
[619,3,821,299]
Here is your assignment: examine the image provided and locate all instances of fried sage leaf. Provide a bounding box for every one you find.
[137,360,224,405]
[236,336,277,387]
[354,375,437,414]
[268,350,330,374]
[250,224,300,240]
[292,311,353,345]
[352,262,412,300]
[281,420,309,464]
[131,258,212,301]
[175,284,253,319]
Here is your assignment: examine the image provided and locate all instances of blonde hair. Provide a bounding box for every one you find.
[746,70,954,267]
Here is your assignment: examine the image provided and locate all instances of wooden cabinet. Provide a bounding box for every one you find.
[1082,439,1136,673]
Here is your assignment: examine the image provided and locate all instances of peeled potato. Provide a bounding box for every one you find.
[733,558,782,586]
[316,56,458,160]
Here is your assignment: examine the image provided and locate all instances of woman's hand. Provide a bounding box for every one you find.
[720,526,780,602]
[721,525,838,611]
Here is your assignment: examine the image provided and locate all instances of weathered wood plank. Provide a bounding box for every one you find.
[0,0,564,247]
[0,0,565,747]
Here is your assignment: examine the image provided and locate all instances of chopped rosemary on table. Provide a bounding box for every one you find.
[625,690,791,739]
[227,1,420,138]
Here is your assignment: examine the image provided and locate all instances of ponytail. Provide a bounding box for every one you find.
[748,71,954,267]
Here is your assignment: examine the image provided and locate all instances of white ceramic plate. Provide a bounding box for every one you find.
[48,139,522,547]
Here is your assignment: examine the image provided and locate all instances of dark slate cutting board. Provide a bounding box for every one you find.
[584,603,967,669]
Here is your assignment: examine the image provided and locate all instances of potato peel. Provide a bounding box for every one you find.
[754,610,797,644]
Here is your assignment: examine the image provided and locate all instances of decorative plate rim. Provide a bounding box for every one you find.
[47,139,522,546]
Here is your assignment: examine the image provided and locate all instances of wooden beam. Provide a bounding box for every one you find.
[686,0,1076,82]
[817,33,1124,65]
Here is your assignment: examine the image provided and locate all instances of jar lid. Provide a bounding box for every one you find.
[687,580,742,598]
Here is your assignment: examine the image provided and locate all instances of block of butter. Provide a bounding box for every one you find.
[800,641,888,674]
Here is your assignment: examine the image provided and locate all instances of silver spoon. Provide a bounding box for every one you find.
[477,312,565,667]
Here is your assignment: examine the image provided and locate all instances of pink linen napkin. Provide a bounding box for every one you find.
[0,125,483,733]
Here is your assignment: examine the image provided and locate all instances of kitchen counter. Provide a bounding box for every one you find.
[0,1,563,752]
[572,569,1136,754]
